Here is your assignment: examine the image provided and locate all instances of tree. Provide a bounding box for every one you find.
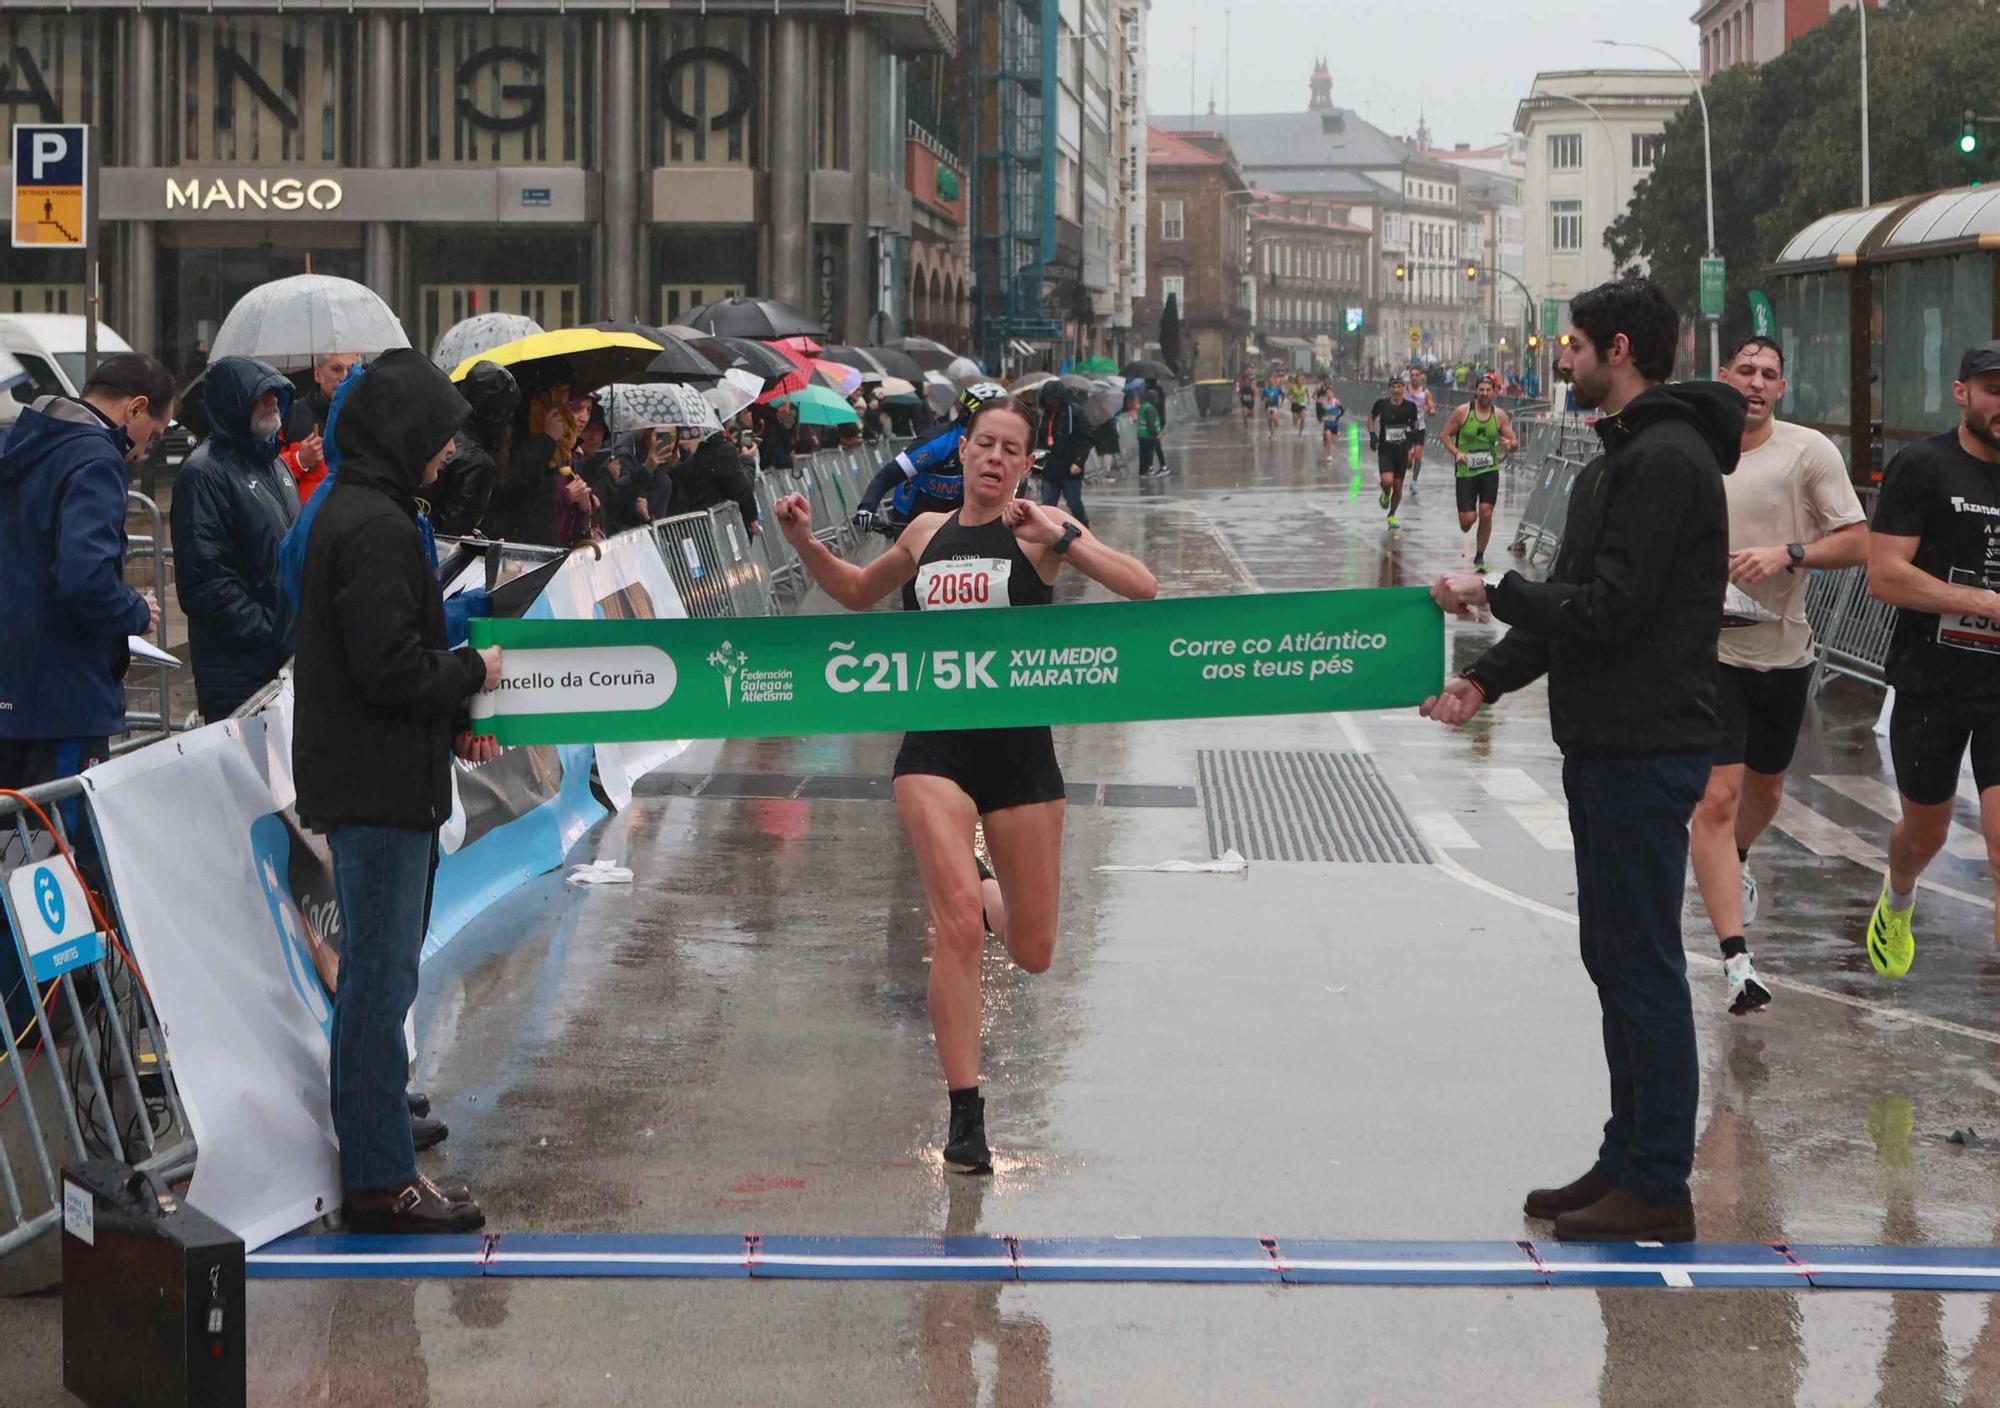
[1607,0,2000,349]
[1159,293,1183,373]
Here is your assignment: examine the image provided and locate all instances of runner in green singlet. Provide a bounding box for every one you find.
[1437,371,1517,572]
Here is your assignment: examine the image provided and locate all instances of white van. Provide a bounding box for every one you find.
[0,315,136,426]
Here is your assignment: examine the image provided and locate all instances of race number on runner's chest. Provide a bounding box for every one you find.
[916,557,1013,610]
[1939,567,2000,654]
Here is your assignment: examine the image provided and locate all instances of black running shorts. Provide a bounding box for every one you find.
[894,726,1066,813]
[1714,662,1814,775]
[1454,472,1499,515]
[1888,690,2000,806]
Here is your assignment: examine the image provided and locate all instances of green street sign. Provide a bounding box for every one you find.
[468,589,1445,746]
[1700,258,1726,319]
[1540,297,1560,338]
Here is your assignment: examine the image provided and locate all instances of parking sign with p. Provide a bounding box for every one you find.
[12,124,87,249]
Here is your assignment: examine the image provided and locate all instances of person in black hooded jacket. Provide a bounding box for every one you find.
[293,347,501,1236]
[1422,278,1743,1247]
[427,360,520,537]
[170,355,301,719]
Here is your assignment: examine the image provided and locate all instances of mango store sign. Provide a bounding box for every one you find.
[165,176,344,213]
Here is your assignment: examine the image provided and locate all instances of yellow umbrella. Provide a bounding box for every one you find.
[450,327,662,392]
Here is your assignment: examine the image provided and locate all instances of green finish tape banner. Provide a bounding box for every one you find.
[467,588,1444,745]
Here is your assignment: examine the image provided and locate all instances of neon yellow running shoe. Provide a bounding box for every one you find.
[1386,514,1400,529]
[1866,882,1915,980]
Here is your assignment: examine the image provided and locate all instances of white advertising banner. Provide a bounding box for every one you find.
[78,526,691,1248]
[83,712,341,1249]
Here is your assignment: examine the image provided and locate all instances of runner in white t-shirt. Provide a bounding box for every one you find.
[1688,336,1868,1013]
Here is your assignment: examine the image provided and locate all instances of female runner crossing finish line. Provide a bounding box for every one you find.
[773,399,1157,1173]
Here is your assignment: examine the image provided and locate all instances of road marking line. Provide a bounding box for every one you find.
[1771,796,1989,907]
[1812,775,1987,861]
[1470,766,1572,850]
[1383,768,1478,850]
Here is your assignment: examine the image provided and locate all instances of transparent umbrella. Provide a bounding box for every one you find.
[432,312,543,371]
[595,382,723,437]
[210,273,410,371]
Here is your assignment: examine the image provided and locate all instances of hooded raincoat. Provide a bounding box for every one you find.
[0,397,151,739]
[292,349,484,832]
[170,356,299,718]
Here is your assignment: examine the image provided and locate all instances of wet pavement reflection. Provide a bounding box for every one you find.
[8,411,2000,1406]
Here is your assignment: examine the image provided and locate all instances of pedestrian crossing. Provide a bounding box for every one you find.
[1369,741,1994,911]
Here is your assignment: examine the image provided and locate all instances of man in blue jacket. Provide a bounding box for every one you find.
[0,353,176,1028]
[171,356,301,719]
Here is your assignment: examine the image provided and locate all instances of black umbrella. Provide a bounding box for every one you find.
[690,335,801,387]
[884,336,958,372]
[1122,359,1175,382]
[820,345,887,381]
[638,330,723,385]
[863,345,930,383]
[684,296,826,341]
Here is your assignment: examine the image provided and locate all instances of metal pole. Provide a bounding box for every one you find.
[1859,0,1872,206]
[84,124,98,380]
[1597,40,1718,376]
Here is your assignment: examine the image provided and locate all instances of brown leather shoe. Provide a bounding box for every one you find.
[343,1176,485,1234]
[1552,1188,1695,1243]
[1523,1167,1617,1220]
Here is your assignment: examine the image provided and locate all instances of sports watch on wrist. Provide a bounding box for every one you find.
[1052,522,1083,555]
[1785,542,1805,573]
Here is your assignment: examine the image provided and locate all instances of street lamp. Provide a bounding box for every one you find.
[1596,38,1719,378]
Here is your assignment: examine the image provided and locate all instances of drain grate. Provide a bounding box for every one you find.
[1196,749,1433,864]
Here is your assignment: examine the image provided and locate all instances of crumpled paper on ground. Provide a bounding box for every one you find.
[567,859,635,886]
[1094,848,1248,876]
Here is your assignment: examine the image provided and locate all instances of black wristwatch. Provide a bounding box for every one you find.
[1785,542,1805,573]
[1052,522,1083,555]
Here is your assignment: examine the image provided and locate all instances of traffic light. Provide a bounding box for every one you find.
[1343,307,1364,332]
[1526,333,1541,350]
[1464,263,1480,281]
[1962,111,1979,156]
[1393,263,1407,282]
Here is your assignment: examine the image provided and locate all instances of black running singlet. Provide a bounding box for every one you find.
[906,509,1055,612]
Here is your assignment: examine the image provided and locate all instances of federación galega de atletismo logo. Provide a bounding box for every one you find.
[708,641,748,707]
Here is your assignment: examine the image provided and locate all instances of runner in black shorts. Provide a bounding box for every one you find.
[1864,339,2000,979]
[1687,335,1866,1012]
[1369,377,1420,528]
[774,399,1157,1174]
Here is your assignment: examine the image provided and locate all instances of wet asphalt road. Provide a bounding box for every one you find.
[10,411,2000,1406]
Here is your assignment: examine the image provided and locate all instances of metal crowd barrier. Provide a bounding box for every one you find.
[1507,455,1587,564]
[652,512,739,619]
[0,778,195,1274]
[119,491,178,751]
[702,504,772,619]
[1805,566,1894,695]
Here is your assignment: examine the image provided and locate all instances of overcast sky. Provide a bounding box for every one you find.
[1143,0,1698,147]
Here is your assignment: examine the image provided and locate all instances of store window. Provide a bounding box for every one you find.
[1551,200,1583,252]
[653,228,757,327]
[409,227,587,355]
[1549,133,1583,171]
[165,14,352,164]
[650,17,760,169]
[421,16,590,167]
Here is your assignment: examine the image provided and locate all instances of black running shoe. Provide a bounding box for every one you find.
[412,1113,450,1151]
[943,1096,993,1175]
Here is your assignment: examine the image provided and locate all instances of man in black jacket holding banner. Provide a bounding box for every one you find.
[1422,278,1744,1244]
[293,349,503,1234]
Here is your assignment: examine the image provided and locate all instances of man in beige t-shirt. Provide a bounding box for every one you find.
[1690,336,1869,1015]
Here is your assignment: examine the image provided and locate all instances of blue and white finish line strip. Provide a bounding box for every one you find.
[248,1234,2000,1292]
